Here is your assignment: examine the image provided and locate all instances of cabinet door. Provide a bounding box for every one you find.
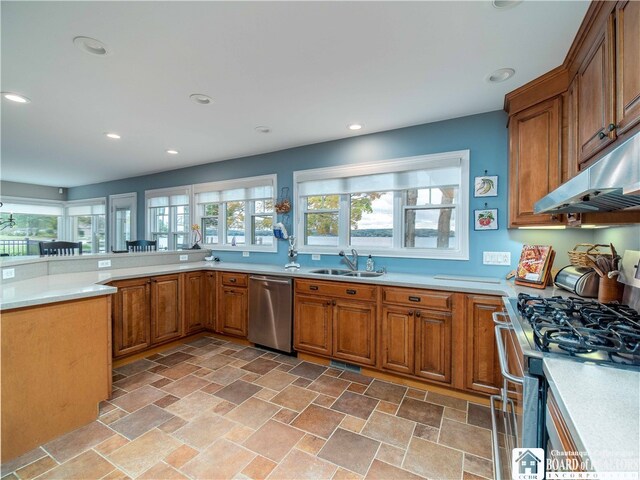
[616,0,640,134]
[465,295,503,395]
[333,300,376,366]
[205,271,216,330]
[184,271,206,334]
[414,309,452,384]
[150,274,183,345]
[577,13,616,164]
[509,97,562,227]
[294,294,332,356]
[112,278,151,357]
[217,286,248,337]
[565,78,580,182]
[381,305,415,374]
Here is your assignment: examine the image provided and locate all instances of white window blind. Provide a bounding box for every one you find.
[194,176,275,204]
[0,201,64,216]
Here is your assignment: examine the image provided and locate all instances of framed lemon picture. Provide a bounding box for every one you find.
[474,175,498,197]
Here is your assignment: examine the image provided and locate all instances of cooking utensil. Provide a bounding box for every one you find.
[596,255,612,274]
[586,254,605,277]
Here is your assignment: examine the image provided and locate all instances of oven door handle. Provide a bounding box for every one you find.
[495,324,524,385]
[492,311,510,325]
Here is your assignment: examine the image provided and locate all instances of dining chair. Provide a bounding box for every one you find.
[126,240,157,252]
[39,241,83,256]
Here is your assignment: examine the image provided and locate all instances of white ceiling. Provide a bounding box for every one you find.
[1,1,589,188]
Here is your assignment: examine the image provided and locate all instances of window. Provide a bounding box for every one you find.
[145,187,191,250]
[0,199,64,255]
[294,151,469,259]
[194,175,276,251]
[65,198,107,253]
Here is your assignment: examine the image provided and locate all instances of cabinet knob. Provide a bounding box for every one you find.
[608,123,617,132]
[229,278,236,283]
[332,300,337,306]
[415,310,421,318]
[326,301,332,306]
[409,310,414,316]
[598,131,607,140]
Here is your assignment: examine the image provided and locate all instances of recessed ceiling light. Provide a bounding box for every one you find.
[2,92,31,103]
[492,0,523,9]
[190,93,213,105]
[255,126,271,134]
[347,123,363,131]
[487,68,516,83]
[105,132,121,139]
[73,36,110,56]
[166,149,179,155]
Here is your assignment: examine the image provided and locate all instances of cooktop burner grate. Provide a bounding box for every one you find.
[517,293,640,365]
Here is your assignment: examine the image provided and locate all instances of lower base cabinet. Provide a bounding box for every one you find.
[150,274,183,344]
[333,300,376,366]
[294,295,332,356]
[380,306,415,375]
[112,277,151,358]
[414,309,452,384]
[217,272,248,337]
[184,271,207,334]
[465,295,503,395]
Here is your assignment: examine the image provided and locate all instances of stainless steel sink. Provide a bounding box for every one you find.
[342,271,384,278]
[309,268,352,275]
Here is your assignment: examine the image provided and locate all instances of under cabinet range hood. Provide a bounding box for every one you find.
[534,133,640,214]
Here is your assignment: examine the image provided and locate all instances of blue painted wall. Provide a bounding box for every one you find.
[69,109,597,276]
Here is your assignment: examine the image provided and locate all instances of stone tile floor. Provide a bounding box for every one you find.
[1,336,495,480]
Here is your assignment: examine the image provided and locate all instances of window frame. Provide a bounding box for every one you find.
[293,151,470,260]
[65,197,107,253]
[145,186,192,251]
[193,174,277,252]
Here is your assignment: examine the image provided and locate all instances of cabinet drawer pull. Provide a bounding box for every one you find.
[408,296,421,302]
[598,131,607,140]
[309,285,319,291]
[415,310,421,318]
[346,289,357,295]
[229,278,237,283]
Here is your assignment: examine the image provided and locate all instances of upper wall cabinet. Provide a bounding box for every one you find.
[615,0,640,135]
[576,13,616,164]
[508,97,562,227]
[505,0,640,226]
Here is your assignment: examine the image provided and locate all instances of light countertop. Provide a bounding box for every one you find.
[0,260,530,311]
[543,357,640,475]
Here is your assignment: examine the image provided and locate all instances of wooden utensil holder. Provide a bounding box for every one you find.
[598,276,624,303]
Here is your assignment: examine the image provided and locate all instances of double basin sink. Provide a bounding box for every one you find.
[309,268,383,278]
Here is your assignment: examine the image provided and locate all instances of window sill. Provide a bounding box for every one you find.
[203,244,278,254]
[297,247,469,261]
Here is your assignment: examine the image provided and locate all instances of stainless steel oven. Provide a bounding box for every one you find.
[490,303,546,480]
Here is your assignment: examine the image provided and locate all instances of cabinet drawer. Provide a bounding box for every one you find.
[220,272,248,287]
[295,279,377,301]
[382,287,451,311]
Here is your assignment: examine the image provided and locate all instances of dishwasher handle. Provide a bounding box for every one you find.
[249,276,292,285]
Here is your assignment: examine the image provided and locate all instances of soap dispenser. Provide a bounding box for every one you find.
[366,255,374,272]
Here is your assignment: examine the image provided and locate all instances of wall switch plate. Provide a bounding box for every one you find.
[483,251,511,265]
[2,268,15,279]
[179,254,188,261]
[242,251,250,257]
[311,254,321,261]
[98,260,111,268]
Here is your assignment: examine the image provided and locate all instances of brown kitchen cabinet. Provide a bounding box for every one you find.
[380,305,415,374]
[381,286,453,385]
[217,272,248,337]
[183,271,207,334]
[111,277,151,357]
[465,295,503,395]
[333,300,377,366]
[294,294,333,356]
[150,274,183,344]
[576,12,616,164]
[205,271,217,330]
[615,0,640,135]
[293,279,377,366]
[508,96,563,227]
[414,309,452,384]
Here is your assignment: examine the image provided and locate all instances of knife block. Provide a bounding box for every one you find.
[598,276,624,303]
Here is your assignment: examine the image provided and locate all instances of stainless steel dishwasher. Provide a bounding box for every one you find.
[248,275,293,353]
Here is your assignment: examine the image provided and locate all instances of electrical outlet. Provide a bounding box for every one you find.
[242,251,250,257]
[312,254,321,261]
[179,254,188,261]
[483,251,511,265]
[2,268,15,279]
[98,260,111,268]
